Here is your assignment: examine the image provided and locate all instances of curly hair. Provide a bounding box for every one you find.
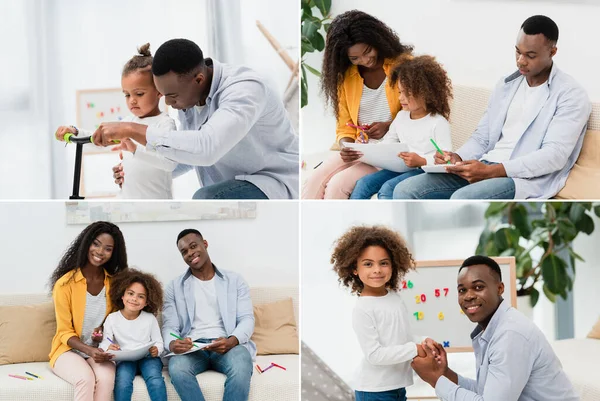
[109,268,163,315]
[331,225,415,294]
[49,221,128,292]
[390,55,453,120]
[122,43,153,77]
[320,10,413,118]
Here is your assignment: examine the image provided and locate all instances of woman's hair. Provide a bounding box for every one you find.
[49,221,128,291]
[390,55,453,120]
[122,43,153,77]
[109,268,163,315]
[320,10,413,118]
[331,225,414,294]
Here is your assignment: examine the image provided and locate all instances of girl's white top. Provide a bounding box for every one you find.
[352,290,420,392]
[99,310,164,355]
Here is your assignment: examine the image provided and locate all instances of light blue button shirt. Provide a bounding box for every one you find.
[146,59,299,199]
[457,63,591,199]
[161,265,256,359]
[435,299,579,401]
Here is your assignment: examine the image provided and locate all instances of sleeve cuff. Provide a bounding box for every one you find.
[146,127,168,151]
[435,375,460,399]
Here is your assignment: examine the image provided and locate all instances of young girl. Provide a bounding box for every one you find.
[350,56,453,199]
[331,225,427,401]
[55,43,178,199]
[48,221,128,401]
[99,269,166,401]
[302,10,413,199]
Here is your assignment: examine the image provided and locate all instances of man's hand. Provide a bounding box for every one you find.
[411,342,447,388]
[364,122,391,140]
[204,336,239,354]
[446,160,506,183]
[399,152,426,168]
[149,345,159,358]
[434,151,462,165]
[92,122,147,147]
[169,338,194,354]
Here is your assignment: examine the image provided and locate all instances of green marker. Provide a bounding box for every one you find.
[430,138,451,164]
[170,333,199,348]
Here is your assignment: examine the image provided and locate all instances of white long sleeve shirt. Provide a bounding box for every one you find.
[99,310,164,355]
[381,110,452,166]
[352,291,419,392]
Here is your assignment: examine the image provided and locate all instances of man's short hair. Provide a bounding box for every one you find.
[152,39,205,76]
[521,15,559,44]
[459,255,502,281]
[176,228,203,245]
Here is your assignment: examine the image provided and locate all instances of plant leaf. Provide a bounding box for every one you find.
[594,205,600,218]
[310,31,325,52]
[542,283,556,303]
[575,213,595,235]
[530,287,540,307]
[313,0,331,17]
[494,227,520,252]
[301,64,308,108]
[510,204,531,239]
[301,37,315,56]
[301,17,321,40]
[541,254,567,295]
[323,23,331,32]
[568,203,585,223]
[304,63,321,77]
[516,255,532,278]
[485,202,508,218]
[557,218,577,242]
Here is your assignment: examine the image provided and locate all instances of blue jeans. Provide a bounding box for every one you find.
[192,180,269,199]
[350,168,424,199]
[355,388,407,401]
[168,341,253,401]
[114,356,167,401]
[392,162,515,199]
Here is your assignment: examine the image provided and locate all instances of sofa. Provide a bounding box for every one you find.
[0,287,299,401]
[301,84,600,199]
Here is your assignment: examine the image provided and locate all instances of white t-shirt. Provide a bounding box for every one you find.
[352,291,419,392]
[382,110,452,166]
[71,287,106,359]
[98,310,164,355]
[358,78,393,144]
[482,79,548,162]
[119,113,178,199]
[187,276,227,340]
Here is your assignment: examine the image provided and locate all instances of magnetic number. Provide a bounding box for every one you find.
[435,289,440,297]
[408,280,413,288]
[415,294,426,303]
[413,311,424,321]
[421,294,426,302]
[402,280,414,289]
[415,295,420,304]
[444,288,449,296]
[438,312,445,320]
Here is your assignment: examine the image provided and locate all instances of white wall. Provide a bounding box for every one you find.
[302,0,600,154]
[0,201,299,294]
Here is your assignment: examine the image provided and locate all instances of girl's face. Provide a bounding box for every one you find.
[398,82,427,114]
[353,245,393,296]
[347,43,379,68]
[121,71,162,118]
[87,233,114,267]
[122,282,148,313]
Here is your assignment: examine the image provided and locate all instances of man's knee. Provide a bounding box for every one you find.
[224,347,253,379]
[193,186,219,199]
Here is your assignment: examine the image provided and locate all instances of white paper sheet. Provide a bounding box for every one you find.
[421,164,458,173]
[106,342,154,361]
[165,341,211,357]
[341,142,414,173]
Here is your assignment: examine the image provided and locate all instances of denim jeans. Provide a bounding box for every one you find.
[168,341,253,401]
[192,179,269,199]
[355,387,407,401]
[350,168,424,199]
[392,161,515,200]
[114,356,167,401]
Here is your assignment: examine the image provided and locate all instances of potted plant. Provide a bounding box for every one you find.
[476,202,599,307]
[300,0,332,107]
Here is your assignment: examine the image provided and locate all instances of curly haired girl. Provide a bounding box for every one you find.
[331,225,428,401]
[99,268,167,401]
[350,55,453,199]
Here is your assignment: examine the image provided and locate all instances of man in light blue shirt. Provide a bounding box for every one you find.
[393,15,591,200]
[411,255,578,401]
[162,228,255,401]
[93,39,299,199]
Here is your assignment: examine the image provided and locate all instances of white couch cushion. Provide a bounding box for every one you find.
[551,338,600,401]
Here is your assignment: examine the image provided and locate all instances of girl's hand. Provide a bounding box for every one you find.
[416,343,427,358]
[111,138,137,154]
[354,132,368,144]
[364,122,391,140]
[112,162,124,188]
[107,344,121,351]
[88,347,113,363]
[149,346,159,357]
[54,126,77,141]
[399,152,426,168]
[91,327,103,342]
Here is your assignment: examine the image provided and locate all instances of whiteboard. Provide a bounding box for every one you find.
[402,257,516,352]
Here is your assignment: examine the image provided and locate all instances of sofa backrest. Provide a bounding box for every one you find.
[0,286,299,326]
[449,85,600,150]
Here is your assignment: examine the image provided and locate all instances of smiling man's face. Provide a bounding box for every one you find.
[457,264,504,327]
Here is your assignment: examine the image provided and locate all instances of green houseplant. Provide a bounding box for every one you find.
[300,0,332,107]
[476,202,599,307]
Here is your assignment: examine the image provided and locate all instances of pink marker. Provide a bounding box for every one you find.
[9,374,28,381]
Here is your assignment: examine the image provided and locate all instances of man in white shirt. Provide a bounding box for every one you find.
[162,229,255,401]
[393,15,591,200]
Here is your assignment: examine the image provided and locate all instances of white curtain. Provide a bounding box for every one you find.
[206,0,243,64]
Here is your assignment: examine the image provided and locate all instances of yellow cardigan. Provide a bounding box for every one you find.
[335,58,404,144]
[49,269,113,367]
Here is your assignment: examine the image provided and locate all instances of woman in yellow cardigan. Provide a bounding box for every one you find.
[48,221,128,401]
[302,10,413,199]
